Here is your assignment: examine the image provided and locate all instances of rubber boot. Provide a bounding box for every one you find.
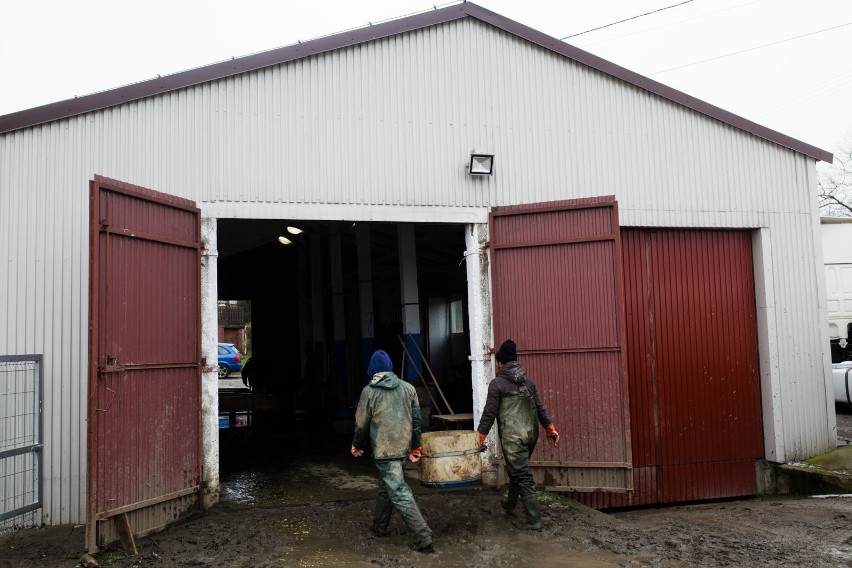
[515,494,542,531]
[501,484,519,517]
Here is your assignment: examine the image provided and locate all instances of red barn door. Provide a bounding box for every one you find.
[622,229,763,504]
[87,176,202,550]
[489,196,633,493]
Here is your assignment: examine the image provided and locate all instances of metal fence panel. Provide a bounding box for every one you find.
[0,355,43,528]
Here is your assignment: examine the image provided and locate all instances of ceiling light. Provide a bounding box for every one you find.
[287,226,303,235]
[278,236,293,245]
[468,153,494,175]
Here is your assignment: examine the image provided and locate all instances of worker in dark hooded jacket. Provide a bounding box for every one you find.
[476,339,560,531]
[351,350,433,553]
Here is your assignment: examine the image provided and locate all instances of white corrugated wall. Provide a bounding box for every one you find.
[0,16,832,525]
[0,126,89,526]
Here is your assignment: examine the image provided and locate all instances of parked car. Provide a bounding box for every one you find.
[218,343,242,378]
[833,361,852,404]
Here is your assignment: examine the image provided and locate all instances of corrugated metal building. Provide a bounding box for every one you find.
[0,2,837,547]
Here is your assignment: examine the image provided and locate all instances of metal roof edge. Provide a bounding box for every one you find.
[0,1,834,163]
[0,4,469,135]
[460,3,833,164]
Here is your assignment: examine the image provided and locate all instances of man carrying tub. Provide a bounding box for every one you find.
[476,339,560,531]
[351,350,434,553]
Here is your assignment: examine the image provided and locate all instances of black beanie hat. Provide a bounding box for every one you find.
[495,339,517,363]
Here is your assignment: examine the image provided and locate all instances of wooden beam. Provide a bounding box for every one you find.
[115,513,138,556]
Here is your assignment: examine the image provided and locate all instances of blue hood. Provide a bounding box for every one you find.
[367,350,393,378]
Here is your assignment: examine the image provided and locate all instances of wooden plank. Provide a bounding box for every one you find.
[96,485,200,520]
[396,335,442,412]
[407,333,454,414]
[540,485,632,493]
[432,413,474,422]
[115,513,138,556]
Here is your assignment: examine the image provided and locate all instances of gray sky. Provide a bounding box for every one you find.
[2,0,850,160]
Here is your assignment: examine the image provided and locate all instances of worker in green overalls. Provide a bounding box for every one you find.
[476,339,560,531]
[351,350,434,553]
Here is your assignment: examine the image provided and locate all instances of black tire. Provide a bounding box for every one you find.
[218,364,230,378]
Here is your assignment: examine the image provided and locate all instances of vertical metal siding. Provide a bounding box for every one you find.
[0,16,832,524]
[11,19,810,220]
[0,127,89,526]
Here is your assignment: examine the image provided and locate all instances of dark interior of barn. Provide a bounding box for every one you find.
[215,219,472,472]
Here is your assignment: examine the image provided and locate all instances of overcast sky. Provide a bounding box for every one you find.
[2,0,850,161]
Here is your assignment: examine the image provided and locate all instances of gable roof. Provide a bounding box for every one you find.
[0,2,832,163]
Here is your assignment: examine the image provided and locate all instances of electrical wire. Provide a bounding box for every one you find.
[650,21,852,75]
[753,68,852,121]
[561,0,696,40]
[575,0,762,48]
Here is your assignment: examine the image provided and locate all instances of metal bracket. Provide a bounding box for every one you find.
[201,249,218,257]
[468,354,492,362]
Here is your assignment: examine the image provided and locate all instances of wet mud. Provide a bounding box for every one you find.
[3,437,852,567]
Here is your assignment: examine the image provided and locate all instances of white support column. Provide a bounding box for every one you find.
[298,244,311,380]
[310,232,325,381]
[398,224,423,380]
[357,223,375,381]
[200,217,220,508]
[330,226,348,403]
[753,228,785,463]
[465,222,496,484]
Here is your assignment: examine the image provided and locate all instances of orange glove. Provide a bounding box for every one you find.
[408,446,422,463]
[351,445,365,457]
[479,432,487,452]
[545,424,560,446]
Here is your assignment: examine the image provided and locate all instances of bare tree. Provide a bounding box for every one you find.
[818,142,852,216]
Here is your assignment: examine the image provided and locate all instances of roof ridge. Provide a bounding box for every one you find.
[0,1,832,162]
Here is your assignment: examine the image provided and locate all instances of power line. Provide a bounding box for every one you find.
[650,21,852,75]
[754,69,852,121]
[561,0,696,40]
[576,0,762,49]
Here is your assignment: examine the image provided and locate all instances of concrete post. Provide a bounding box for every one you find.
[310,232,326,383]
[357,223,375,382]
[398,224,423,381]
[465,222,496,485]
[200,217,220,507]
[298,244,311,379]
[330,226,348,405]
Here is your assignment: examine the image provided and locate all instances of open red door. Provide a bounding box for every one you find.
[87,175,202,551]
[489,196,632,493]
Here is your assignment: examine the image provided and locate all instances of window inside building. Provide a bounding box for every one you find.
[450,299,464,334]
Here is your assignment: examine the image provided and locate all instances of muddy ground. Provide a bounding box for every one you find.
[4,409,852,568]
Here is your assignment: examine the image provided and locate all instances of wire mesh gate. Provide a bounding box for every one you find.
[0,355,43,529]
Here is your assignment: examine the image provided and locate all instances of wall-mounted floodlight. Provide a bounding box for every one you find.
[278,236,293,245]
[286,226,303,235]
[468,153,494,175]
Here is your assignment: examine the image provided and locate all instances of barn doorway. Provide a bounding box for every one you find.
[214,219,473,499]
